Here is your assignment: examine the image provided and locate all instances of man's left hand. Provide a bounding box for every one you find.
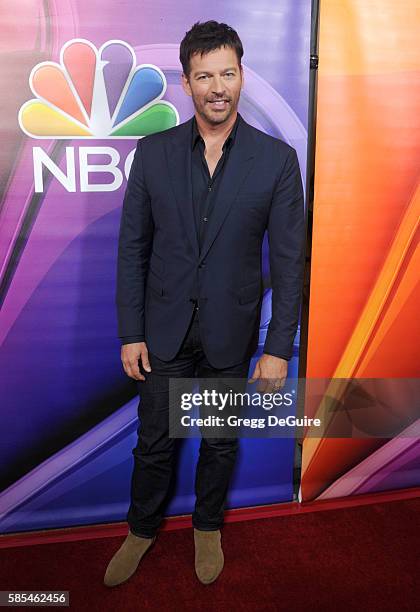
[248,354,288,393]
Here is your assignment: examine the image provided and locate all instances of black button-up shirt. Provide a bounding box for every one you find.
[191,113,240,251]
[119,114,241,346]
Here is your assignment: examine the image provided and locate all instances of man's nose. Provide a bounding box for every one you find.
[211,75,225,94]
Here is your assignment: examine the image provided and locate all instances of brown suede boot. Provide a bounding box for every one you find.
[103,531,156,587]
[194,528,224,584]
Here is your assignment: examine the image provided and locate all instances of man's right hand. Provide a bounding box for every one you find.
[121,342,151,381]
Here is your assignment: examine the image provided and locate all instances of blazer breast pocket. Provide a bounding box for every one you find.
[238,280,262,304]
[236,189,272,202]
[236,192,271,218]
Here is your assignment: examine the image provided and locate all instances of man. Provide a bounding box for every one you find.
[105,20,305,587]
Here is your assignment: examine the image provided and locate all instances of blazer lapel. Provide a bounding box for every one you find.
[198,117,258,264]
[165,117,200,258]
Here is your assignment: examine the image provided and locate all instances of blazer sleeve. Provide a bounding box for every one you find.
[116,139,154,344]
[263,146,305,361]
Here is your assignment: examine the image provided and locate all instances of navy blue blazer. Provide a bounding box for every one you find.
[116,114,305,368]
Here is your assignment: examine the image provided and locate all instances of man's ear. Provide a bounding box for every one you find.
[240,65,244,89]
[181,72,192,97]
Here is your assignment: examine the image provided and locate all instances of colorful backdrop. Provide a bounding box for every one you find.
[0,1,311,532]
[301,0,420,501]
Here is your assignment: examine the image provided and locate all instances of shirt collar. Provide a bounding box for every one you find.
[191,112,241,151]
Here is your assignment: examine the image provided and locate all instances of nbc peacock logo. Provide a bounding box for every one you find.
[18,38,179,139]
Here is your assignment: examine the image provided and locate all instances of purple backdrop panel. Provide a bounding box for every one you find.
[0,0,310,532]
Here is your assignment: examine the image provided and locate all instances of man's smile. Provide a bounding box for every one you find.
[207,99,230,109]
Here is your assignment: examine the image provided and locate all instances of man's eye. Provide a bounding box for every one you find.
[198,75,208,80]
[224,72,234,77]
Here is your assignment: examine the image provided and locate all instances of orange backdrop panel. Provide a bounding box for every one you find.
[301,0,420,500]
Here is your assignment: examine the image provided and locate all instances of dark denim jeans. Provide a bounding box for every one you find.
[127,305,251,538]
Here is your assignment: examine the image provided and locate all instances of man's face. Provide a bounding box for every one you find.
[182,45,243,126]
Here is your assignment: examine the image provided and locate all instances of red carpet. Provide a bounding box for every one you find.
[0,497,418,611]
